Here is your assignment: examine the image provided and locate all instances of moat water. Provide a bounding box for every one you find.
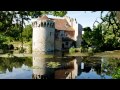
[0,52,120,79]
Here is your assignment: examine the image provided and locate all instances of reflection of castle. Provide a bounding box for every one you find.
[55,58,78,79]
[32,52,54,79]
[32,56,47,79]
[32,52,78,79]
[32,15,83,53]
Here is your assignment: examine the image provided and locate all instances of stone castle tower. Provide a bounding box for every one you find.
[32,15,55,53]
[32,15,83,53]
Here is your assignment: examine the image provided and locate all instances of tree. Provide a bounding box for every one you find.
[22,25,32,41]
[91,11,120,51]
[92,25,103,49]
[18,11,67,52]
[93,11,120,37]
[0,11,67,52]
[82,27,92,47]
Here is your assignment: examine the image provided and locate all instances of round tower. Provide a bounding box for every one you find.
[32,15,55,53]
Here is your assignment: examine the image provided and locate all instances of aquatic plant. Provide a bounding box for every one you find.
[46,62,61,68]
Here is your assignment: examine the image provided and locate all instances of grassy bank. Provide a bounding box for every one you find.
[66,50,120,58]
[93,50,120,58]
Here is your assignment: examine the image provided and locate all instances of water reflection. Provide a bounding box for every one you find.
[31,52,113,79]
[32,52,78,79]
[32,55,55,79]
[0,57,32,79]
[0,52,120,79]
[54,58,78,79]
[76,57,112,79]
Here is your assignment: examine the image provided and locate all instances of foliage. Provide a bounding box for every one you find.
[0,34,7,44]
[46,62,61,68]
[82,27,92,47]
[19,47,26,53]
[112,68,120,79]
[0,57,32,73]
[22,25,32,41]
[69,47,76,53]
[0,11,67,53]
[79,46,88,53]
[82,15,120,52]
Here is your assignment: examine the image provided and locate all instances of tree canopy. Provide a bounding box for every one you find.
[0,11,67,45]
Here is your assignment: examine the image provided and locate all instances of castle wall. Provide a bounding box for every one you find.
[65,16,83,48]
[32,21,55,53]
[55,39,62,50]
[76,24,83,48]
[32,16,83,53]
[73,20,82,48]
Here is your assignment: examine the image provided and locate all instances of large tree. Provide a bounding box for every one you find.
[0,11,67,52]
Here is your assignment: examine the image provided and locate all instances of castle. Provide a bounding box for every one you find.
[32,15,83,53]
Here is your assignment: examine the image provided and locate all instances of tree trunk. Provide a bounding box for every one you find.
[21,14,24,53]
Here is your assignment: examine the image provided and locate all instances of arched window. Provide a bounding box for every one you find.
[32,23,34,27]
[50,23,52,28]
[50,32,52,36]
[38,24,41,27]
[52,23,54,28]
[44,22,46,27]
[41,22,43,27]
[47,22,49,27]
[35,21,37,26]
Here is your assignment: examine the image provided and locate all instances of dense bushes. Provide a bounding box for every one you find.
[69,47,76,53]
[0,44,14,53]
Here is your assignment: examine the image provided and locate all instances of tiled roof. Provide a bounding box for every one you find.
[65,31,75,38]
[38,15,75,31]
[38,15,49,20]
[52,18,74,31]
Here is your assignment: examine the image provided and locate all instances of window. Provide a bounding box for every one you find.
[47,23,49,27]
[50,32,52,36]
[44,22,46,27]
[66,34,67,36]
[66,42,68,45]
[41,22,43,27]
[38,24,40,27]
[52,23,54,28]
[50,23,52,27]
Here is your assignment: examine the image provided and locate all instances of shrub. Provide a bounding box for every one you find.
[19,47,26,53]
[69,47,76,54]
[80,46,88,53]
[88,47,94,56]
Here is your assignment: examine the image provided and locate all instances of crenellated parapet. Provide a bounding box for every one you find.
[32,20,55,28]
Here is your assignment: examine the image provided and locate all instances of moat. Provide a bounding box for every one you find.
[0,51,120,79]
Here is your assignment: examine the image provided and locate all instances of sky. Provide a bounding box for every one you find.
[30,11,108,29]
